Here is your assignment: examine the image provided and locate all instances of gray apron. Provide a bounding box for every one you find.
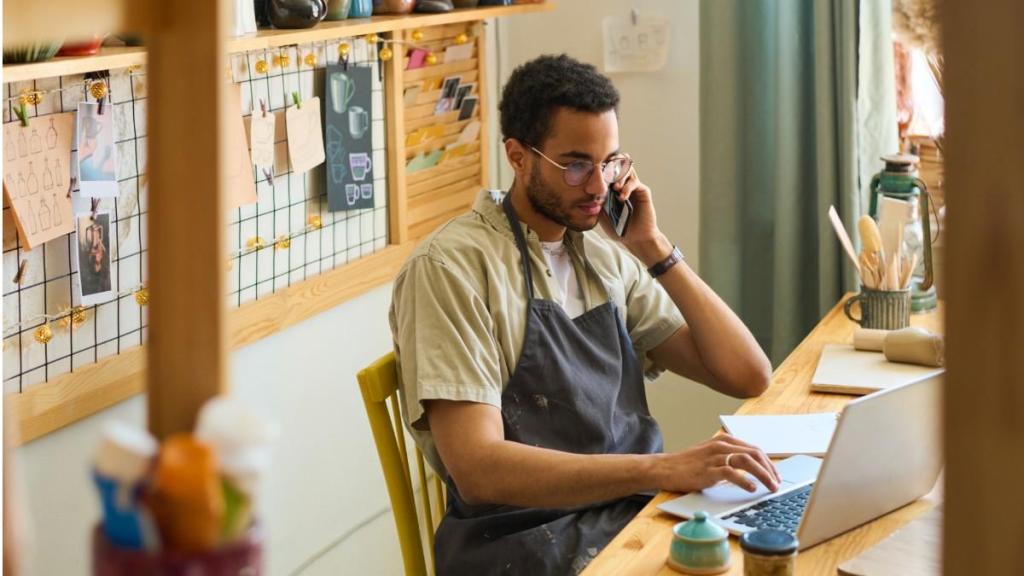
[433,195,664,575]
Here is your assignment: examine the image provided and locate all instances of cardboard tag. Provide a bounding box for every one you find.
[286,96,326,174]
[2,112,76,249]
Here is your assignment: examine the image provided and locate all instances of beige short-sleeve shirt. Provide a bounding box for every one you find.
[389,190,685,477]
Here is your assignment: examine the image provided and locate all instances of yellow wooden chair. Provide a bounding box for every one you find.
[357,352,447,576]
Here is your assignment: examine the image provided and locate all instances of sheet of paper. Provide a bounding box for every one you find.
[250,110,276,170]
[457,120,481,145]
[3,112,76,249]
[720,413,838,457]
[407,48,428,70]
[76,103,119,198]
[811,344,945,395]
[444,43,474,64]
[403,85,422,107]
[602,16,671,73]
[286,96,326,174]
[225,83,257,207]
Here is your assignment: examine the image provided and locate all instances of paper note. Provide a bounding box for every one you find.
[457,120,481,145]
[444,43,474,64]
[3,112,76,249]
[407,48,428,70]
[225,83,257,208]
[720,413,838,457]
[603,16,671,73]
[286,96,326,174]
[406,150,443,173]
[76,103,119,198]
[403,85,422,107]
[250,110,276,170]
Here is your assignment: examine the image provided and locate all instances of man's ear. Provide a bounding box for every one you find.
[505,138,529,176]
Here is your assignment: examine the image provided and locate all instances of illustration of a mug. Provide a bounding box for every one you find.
[361,183,373,199]
[349,153,372,181]
[348,106,369,140]
[345,184,360,205]
[330,162,349,184]
[330,72,356,115]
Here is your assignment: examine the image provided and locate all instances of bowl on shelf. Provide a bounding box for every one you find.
[374,0,415,13]
[3,42,63,63]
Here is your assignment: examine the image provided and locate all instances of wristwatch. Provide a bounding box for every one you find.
[647,246,684,278]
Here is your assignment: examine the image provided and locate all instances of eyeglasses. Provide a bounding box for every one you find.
[528,145,633,187]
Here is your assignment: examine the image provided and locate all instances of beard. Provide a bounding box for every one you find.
[524,163,598,233]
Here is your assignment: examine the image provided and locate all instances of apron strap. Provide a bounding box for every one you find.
[501,193,536,300]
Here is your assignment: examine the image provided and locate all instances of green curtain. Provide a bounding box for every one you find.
[699,0,896,363]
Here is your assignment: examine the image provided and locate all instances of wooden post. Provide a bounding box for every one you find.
[944,0,1024,573]
[145,0,229,439]
[475,20,491,189]
[385,30,409,245]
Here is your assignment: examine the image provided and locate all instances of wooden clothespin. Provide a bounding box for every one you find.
[291,92,301,109]
[631,6,639,25]
[67,176,77,198]
[90,197,101,221]
[259,98,268,118]
[13,260,28,285]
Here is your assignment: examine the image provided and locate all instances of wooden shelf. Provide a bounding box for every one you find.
[1,3,553,83]
[2,46,146,84]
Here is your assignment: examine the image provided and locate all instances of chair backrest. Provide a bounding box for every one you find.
[357,352,446,576]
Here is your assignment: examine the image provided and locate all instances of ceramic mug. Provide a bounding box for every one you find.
[350,153,372,181]
[348,106,369,139]
[349,0,373,17]
[844,287,911,330]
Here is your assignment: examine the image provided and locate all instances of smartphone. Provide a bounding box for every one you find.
[603,185,633,237]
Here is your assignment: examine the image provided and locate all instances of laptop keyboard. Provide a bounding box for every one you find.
[721,483,814,534]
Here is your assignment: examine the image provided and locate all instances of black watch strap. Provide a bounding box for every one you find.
[647,246,684,278]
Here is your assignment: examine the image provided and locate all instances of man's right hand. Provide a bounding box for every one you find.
[652,435,781,494]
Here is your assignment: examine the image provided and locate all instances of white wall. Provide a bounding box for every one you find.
[12,284,404,576]
[494,0,741,450]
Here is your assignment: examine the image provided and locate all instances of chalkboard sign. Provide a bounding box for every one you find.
[324,64,375,211]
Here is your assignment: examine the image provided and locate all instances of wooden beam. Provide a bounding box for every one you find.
[144,0,229,439]
[385,30,409,245]
[943,0,1024,573]
[1,48,147,84]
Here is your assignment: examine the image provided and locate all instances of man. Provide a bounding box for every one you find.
[390,54,777,575]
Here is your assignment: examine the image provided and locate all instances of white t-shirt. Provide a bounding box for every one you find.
[540,240,586,319]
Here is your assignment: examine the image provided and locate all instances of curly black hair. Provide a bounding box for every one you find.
[499,54,620,147]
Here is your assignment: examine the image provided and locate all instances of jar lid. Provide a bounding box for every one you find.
[739,530,798,556]
[673,511,728,541]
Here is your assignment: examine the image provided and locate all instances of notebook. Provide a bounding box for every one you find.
[720,413,838,457]
[810,344,945,395]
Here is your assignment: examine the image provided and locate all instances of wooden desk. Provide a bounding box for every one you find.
[583,296,944,576]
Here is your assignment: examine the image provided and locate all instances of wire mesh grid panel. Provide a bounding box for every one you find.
[3,68,149,394]
[2,37,389,394]
[228,38,389,306]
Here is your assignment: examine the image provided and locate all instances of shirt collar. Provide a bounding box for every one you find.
[474,189,588,255]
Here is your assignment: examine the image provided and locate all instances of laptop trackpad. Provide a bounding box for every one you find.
[657,454,823,519]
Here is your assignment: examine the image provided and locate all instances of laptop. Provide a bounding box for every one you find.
[658,374,943,550]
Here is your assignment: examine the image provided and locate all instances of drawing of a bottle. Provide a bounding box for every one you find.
[38,196,52,231]
[47,118,58,149]
[25,202,37,234]
[51,193,62,226]
[27,162,39,195]
[30,128,42,154]
[43,158,54,190]
[5,131,15,160]
[55,158,64,187]
[18,131,27,157]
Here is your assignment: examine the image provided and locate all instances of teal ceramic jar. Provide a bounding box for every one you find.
[668,511,731,575]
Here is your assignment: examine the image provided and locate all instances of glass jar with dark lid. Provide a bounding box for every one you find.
[739,530,797,576]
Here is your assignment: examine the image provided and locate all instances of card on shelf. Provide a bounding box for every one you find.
[444,43,474,64]
[458,96,478,122]
[407,48,429,70]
